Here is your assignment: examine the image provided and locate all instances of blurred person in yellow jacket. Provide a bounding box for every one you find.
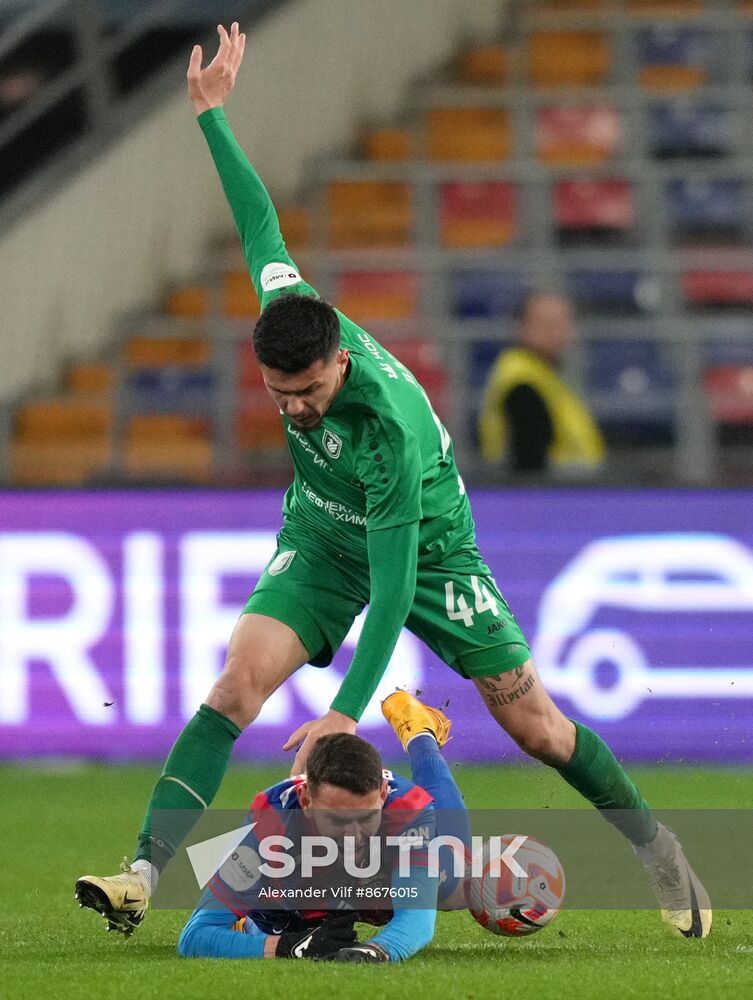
[478,293,605,475]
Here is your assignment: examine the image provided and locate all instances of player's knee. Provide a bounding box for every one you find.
[206,656,276,729]
[514,718,573,766]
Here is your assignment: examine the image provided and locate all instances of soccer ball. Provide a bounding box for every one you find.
[464,834,565,937]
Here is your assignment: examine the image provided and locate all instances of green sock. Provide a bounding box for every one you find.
[135,703,241,871]
[557,721,657,847]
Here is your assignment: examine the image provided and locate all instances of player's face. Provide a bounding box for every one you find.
[299,780,389,844]
[261,349,350,431]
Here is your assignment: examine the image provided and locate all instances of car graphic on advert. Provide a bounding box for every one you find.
[531,533,753,720]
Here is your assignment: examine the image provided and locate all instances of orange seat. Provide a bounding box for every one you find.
[125,416,212,481]
[10,438,111,486]
[327,181,413,249]
[327,181,413,248]
[124,335,211,368]
[165,285,209,318]
[224,269,260,319]
[440,182,518,248]
[278,206,311,251]
[125,437,212,482]
[456,45,510,86]
[740,0,753,13]
[236,397,287,449]
[638,65,707,90]
[529,32,611,87]
[536,106,622,166]
[16,397,112,441]
[427,108,512,163]
[364,129,413,162]
[336,272,419,322]
[66,363,113,395]
[628,0,702,14]
[704,366,753,424]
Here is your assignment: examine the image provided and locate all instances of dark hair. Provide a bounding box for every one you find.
[252,294,340,373]
[306,734,384,796]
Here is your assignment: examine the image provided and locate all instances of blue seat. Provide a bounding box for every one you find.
[586,338,675,441]
[636,26,714,71]
[450,271,527,319]
[648,102,733,158]
[469,340,508,389]
[568,271,659,313]
[665,178,745,237]
[127,367,215,413]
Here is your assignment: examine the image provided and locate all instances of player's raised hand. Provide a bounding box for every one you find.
[187,21,246,115]
[284,709,357,775]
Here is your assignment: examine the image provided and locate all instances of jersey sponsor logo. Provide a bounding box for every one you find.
[260,262,302,292]
[322,429,342,459]
[287,426,332,469]
[268,550,297,576]
[300,481,366,526]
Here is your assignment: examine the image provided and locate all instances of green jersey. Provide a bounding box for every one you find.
[199,109,497,719]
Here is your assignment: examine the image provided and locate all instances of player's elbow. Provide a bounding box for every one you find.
[177,917,209,958]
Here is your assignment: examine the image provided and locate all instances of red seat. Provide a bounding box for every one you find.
[704,366,753,423]
[536,106,622,165]
[554,180,634,229]
[683,272,753,306]
[440,182,518,248]
[380,338,449,419]
[336,272,420,322]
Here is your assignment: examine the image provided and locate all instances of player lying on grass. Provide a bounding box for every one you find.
[75,22,711,941]
[177,692,466,962]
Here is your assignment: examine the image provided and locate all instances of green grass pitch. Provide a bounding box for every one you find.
[2,761,753,1000]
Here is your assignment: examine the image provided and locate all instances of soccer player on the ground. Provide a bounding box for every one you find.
[177,693,465,963]
[75,23,710,940]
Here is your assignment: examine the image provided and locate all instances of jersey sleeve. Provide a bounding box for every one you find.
[197,108,318,309]
[354,411,422,531]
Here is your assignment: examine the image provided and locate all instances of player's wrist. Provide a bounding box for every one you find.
[264,934,280,958]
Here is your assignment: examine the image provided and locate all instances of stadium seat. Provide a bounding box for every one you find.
[535,106,622,166]
[469,340,509,389]
[637,27,713,90]
[126,367,215,414]
[16,397,112,440]
[553,180,634,233]
[277,205,311,251]
[648,102,733,159]
[10,438,111,486]
[124,335,211,368]
[683,271,753,306]
[335,272,419,322]
[440,182,518,248]
[236,397,287,449]
[704,365,753,423]
[364,129,413,162]
[380,337,449,417]
[125,415,212,482]
[586,337,676,438]
[628,0,703,15]
[224,269,260,318]
[528,32,611,88]
[567,271,659,313]
[426,108,512,162]
[449,270,527,319]
[66,363,113,395]
[327,181,413,248]
[665,178,746,241]
[164,285,209,318]
[456,45,510,86]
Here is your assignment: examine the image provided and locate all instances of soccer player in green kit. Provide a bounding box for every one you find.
[76,22,711,941]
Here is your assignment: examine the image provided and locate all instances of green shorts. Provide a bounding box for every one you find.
[244,529,530,679]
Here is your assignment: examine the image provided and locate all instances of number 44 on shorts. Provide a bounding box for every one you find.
[445,576,499,628]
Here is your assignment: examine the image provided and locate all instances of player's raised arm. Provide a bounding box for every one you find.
[188,23,315,303]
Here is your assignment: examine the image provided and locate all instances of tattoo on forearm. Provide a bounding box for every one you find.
[477,665,537,708]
